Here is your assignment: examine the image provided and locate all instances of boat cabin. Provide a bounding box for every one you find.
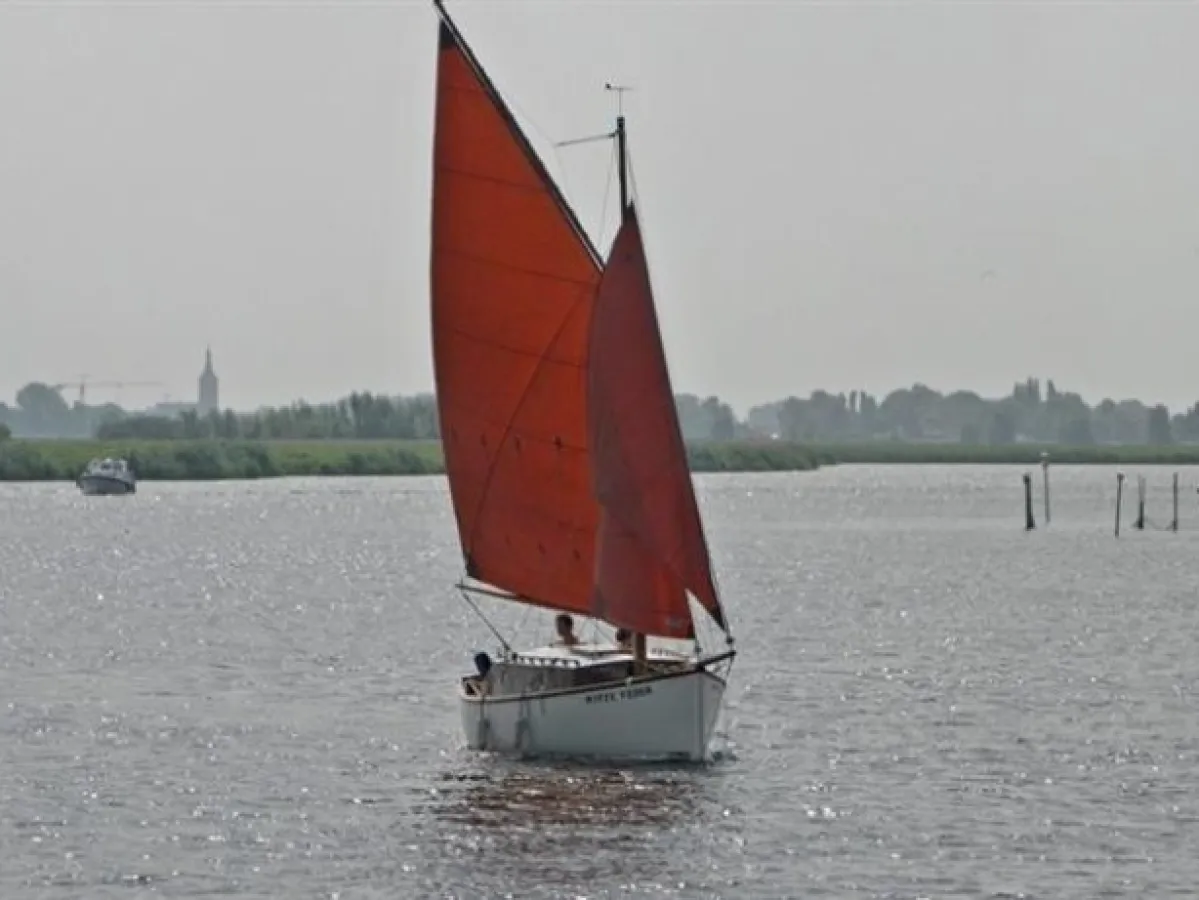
[463,642,692,698]
[84,457,131,476]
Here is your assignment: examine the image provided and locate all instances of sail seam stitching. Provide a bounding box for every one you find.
[434,246,596,288]
[436,320,587,370]
[435,162,557,196]
[461,284,595,575]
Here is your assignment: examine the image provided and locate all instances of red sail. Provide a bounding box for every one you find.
[588,207,726,639]
[430,16,603,614]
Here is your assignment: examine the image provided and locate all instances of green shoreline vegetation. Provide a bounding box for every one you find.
[4,376,1199,481]
[0,439,825,481]
[4,437,1199,482]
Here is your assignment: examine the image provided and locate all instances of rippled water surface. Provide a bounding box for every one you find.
[3,465,1199,898]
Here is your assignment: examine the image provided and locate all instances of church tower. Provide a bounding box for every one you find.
[198,346,219,415]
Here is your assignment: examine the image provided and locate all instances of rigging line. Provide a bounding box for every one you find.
[505,94,568,188]
[547,134,576,223]
[626,145,639,208]
[493,78,583,225]
[598,140,616,252]
[457,581,513,654]
[514,601,533,642]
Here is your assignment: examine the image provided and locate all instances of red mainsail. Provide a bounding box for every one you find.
[430,16,603,615]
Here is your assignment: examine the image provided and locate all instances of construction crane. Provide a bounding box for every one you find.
[51,377,165,406]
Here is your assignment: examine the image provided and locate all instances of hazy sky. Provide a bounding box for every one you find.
[3,1,1198,414]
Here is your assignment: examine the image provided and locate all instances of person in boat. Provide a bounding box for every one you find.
[468,652,492,697]
[555,613,580,646]
[614,627,632,652]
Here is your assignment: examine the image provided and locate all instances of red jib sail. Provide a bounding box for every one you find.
[588,206,727,639]
[430,15,604,615]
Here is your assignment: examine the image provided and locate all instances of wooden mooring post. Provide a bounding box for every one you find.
[1023,472,1036,531]
[1115,472,1125,538]
[1134,475,1147,531]
[1171,472,1180,532]
[1040,453,1051,525]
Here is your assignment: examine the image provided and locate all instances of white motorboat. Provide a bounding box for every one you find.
[77,457,136,496]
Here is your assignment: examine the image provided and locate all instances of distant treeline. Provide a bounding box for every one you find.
[96,393,441,441]
[0,439,824,482]
[811,442,1199,465]
[749,378,1199,447]
[5,376,1199,447]
[0,386,443,441]
[90,393,741,444]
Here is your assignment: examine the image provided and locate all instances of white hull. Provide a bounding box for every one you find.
[78,474,136,496]
[460,664,727,762]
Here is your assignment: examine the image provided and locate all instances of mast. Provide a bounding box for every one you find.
[605,83,648,668]
[616,114,629,216]
[617,118,646,670]
[606,82,632,220]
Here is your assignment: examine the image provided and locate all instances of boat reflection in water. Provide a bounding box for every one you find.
[423,765,712,884]
[434,767,699,828]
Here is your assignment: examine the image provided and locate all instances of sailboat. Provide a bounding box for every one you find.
[430,0,735,762]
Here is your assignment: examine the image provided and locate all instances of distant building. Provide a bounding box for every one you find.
[198,347,219,415]
[146,401,196,419]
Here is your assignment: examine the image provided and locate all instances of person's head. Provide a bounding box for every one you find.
[555,614,575,639]
[615,627,631,647]
[473,652,492,678]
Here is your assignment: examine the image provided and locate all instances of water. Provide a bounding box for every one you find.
[3,465,1199,898]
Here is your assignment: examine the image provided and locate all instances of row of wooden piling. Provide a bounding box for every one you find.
[1112,471,1179,537]
[1022,458,1181,536]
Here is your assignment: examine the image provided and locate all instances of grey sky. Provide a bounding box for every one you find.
[2,1,1197,414]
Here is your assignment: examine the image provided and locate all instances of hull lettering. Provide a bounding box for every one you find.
[585,684,654,705]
